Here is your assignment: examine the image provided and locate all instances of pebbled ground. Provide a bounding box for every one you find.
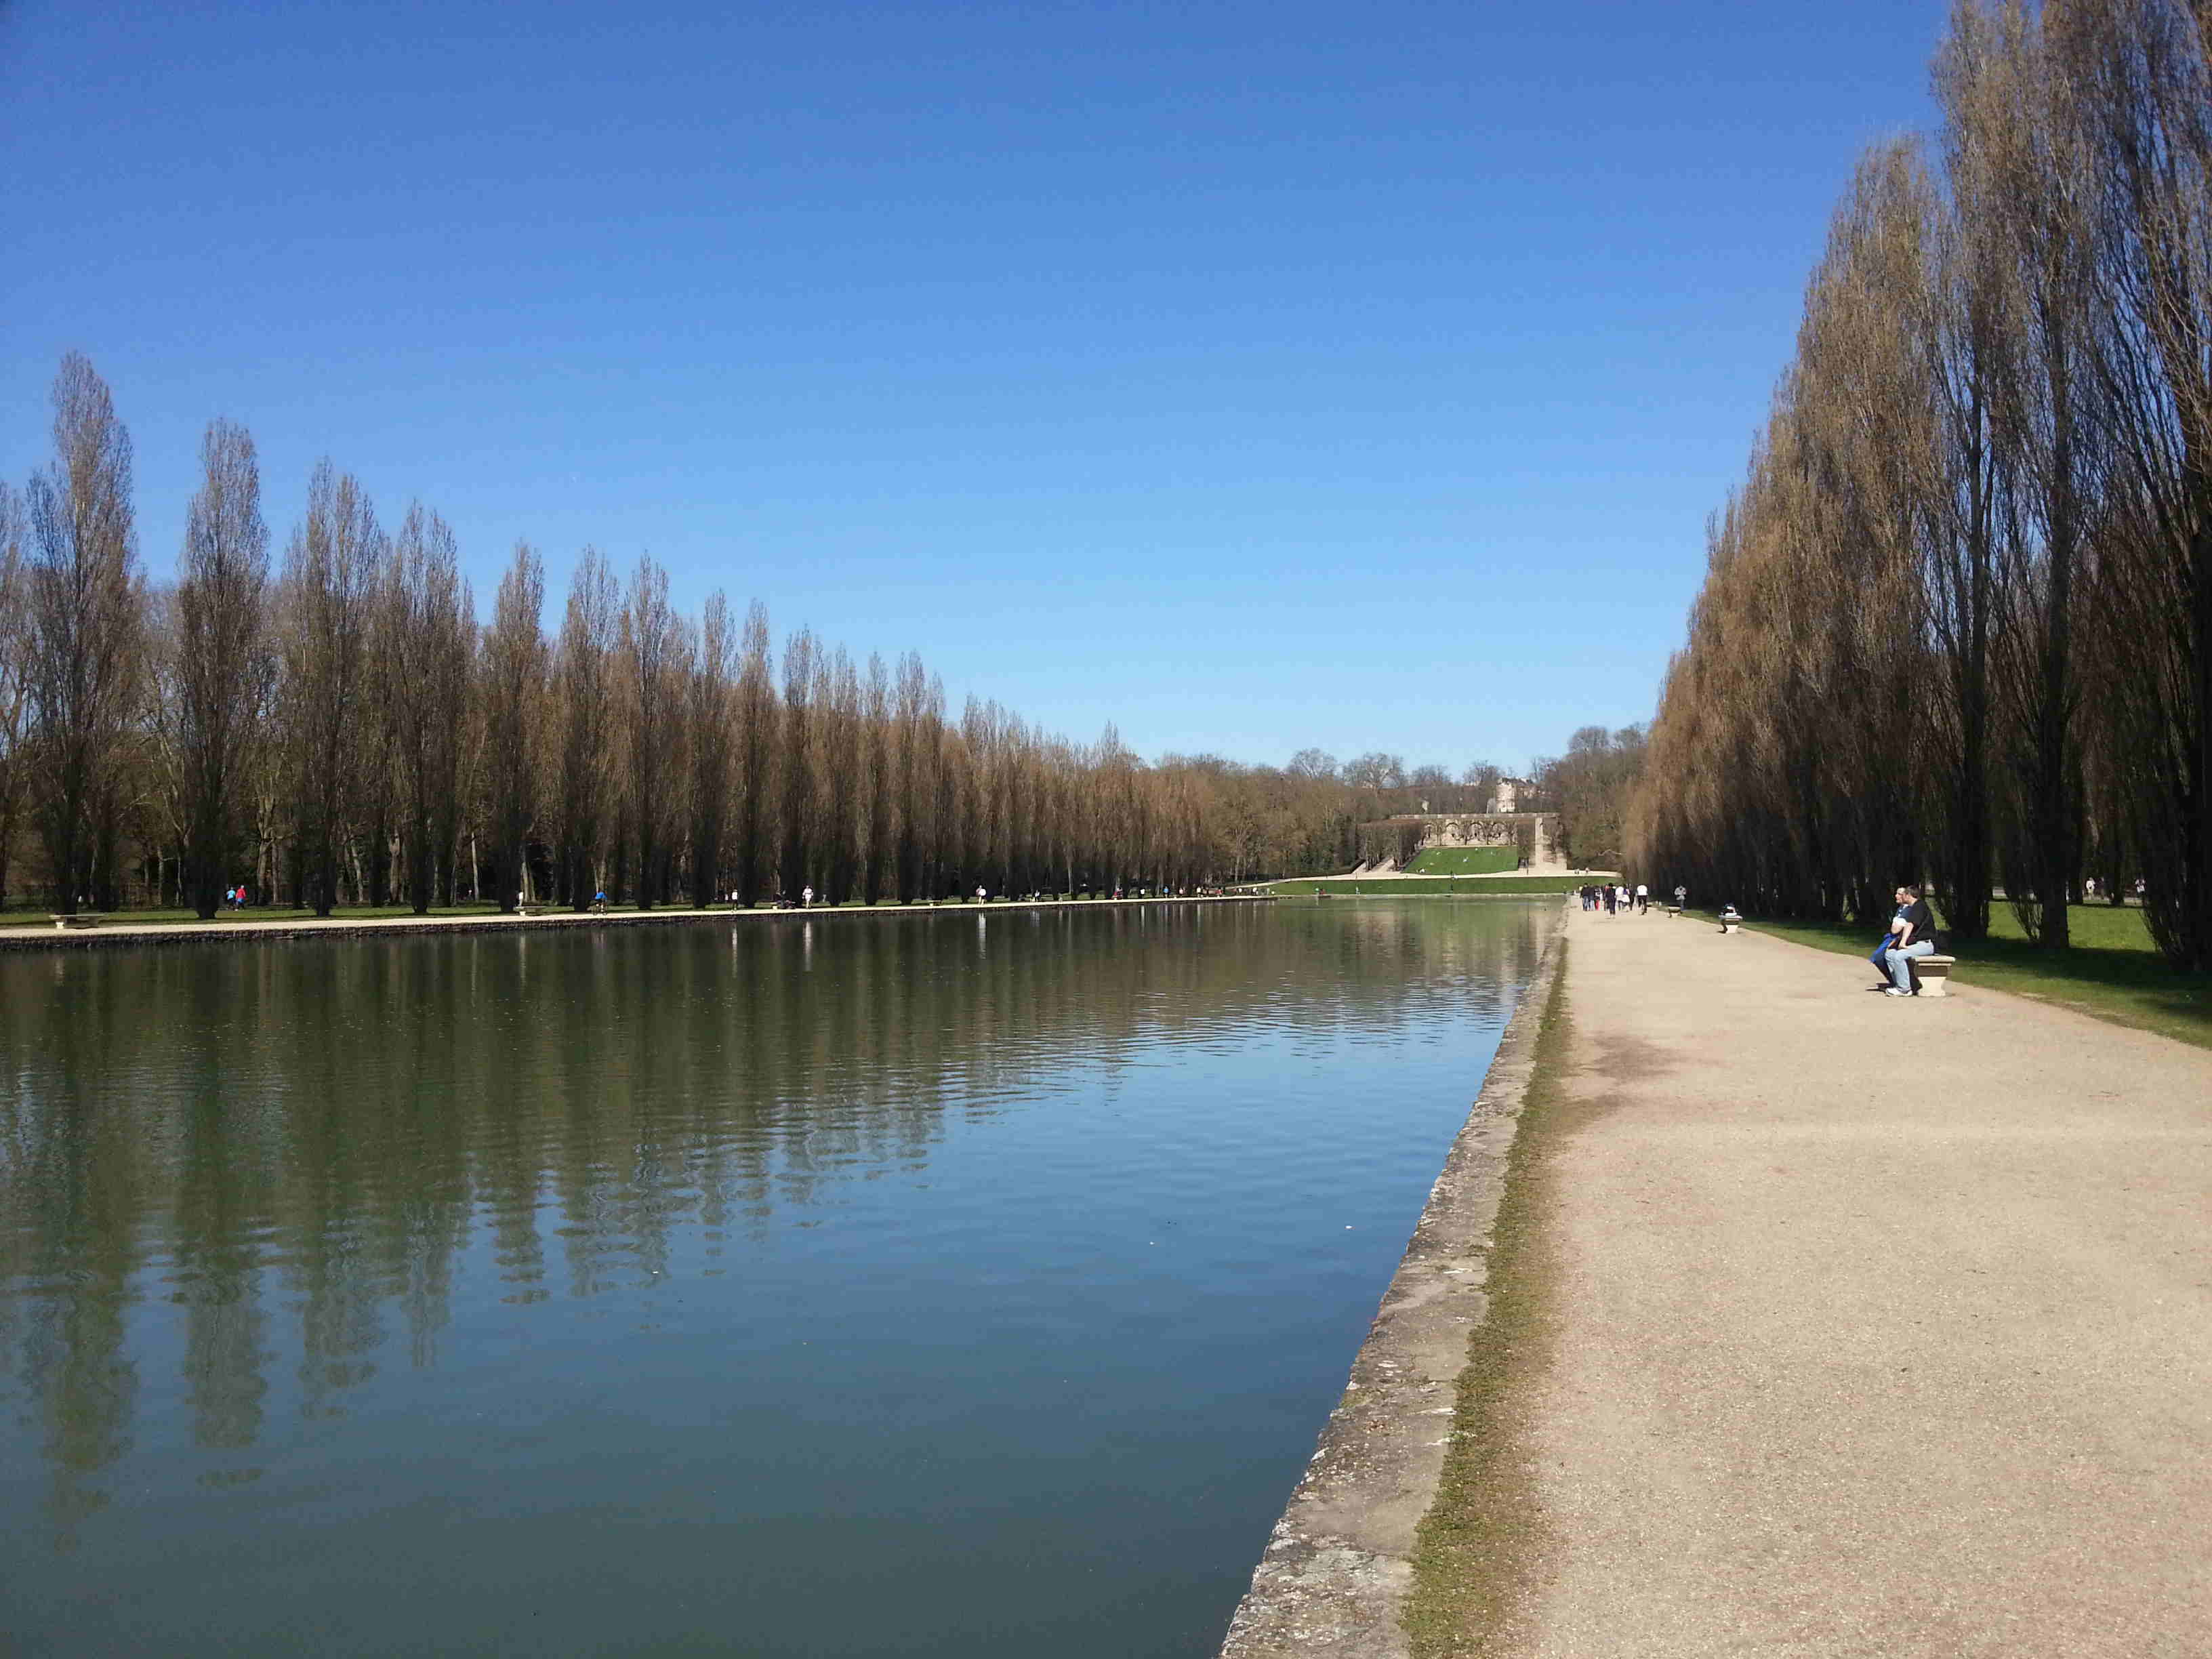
[1501,905,2212,1658]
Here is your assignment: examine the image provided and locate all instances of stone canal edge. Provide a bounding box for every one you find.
[0,893,1274,952]
[1218,915,1565,1659]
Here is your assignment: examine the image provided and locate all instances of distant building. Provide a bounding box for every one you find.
[1488,777,1532,815]
[1376,807,1567,874]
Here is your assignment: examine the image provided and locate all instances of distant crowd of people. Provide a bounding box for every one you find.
[1578,882,1651,915]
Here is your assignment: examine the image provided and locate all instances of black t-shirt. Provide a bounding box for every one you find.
[1899,899,1936,947]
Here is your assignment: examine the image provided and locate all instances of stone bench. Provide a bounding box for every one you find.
[1664,905,1683,918]
[1912,954,1958,997]
[49,914,105,930]
[1719,913,1743,934]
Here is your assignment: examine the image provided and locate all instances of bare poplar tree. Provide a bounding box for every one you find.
[687,591,737,906]
[24,353,142,914]
[730,601,775,906]
[0,485,28,906]
[144,584,191,903]
[1923,92,2009,942]
[860,652,891,902]
[1948,1,2102,946]
[480,543,546,913]
[555,548,619,909]
[777,628,818,901]
[2069,0,2212,966]
[1797,140,1940,913]
[279,461,379,917]
[619,555,682,907]
[174,417,270,918]
[890,652,932,901]
[378,504,472,914]
[818,647,861,902]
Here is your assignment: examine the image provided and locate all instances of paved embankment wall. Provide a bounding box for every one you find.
[1217,909,1566,1658]
[0,893,1273,953]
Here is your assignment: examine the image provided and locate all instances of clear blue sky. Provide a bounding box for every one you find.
[1,1,1942,774]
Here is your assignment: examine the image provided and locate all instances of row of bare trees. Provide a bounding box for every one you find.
[1534,727,1643,870]
[1631,0,2212,968]
[0,356,1431,916]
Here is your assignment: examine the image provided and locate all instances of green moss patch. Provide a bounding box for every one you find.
[1401,943,1575,1655]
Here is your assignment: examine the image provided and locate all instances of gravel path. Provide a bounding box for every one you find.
[1505,906,2212,1657]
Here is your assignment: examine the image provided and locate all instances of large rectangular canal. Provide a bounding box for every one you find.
[0,900,1555,1656]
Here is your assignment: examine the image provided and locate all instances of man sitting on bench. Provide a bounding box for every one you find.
[1883,884,1937,998]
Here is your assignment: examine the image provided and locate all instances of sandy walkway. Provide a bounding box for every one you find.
[1509,907,2212,1657]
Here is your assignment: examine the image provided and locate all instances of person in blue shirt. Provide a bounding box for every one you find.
[1870,891,1911,986]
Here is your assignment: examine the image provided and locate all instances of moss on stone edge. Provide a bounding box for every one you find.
[1401,941,1573,1656]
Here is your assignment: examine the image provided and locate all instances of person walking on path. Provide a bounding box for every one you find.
[1883,883,1937,997]
[1635,882,1649,914]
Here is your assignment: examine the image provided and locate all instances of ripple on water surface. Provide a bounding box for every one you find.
[0,900,1553,1658]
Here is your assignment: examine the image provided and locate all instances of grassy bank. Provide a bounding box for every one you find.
[1404,847,1519,876]
[1711,902,2212,1051]
[1268,876,1584,898]
[1402,940,1573,1656]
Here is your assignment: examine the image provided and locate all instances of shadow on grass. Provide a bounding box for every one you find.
[1723,909,2212,1051]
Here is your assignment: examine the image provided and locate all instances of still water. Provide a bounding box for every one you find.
[0,900,1554,1657]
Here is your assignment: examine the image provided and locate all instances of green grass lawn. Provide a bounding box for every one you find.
[1983,902,2152,950]
[1712,901,2212,1051]
[1267,874,1584,897]
[1403,846,1519,876]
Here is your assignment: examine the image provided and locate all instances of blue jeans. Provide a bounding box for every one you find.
[1885,939,1934,992]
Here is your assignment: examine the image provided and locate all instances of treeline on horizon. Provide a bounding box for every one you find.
[0,356,1588,917]
[1632,0,2212,969]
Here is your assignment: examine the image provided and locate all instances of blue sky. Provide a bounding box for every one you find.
[1,1,1943,773]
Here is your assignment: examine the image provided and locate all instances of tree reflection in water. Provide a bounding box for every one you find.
[0,901,1550,1650]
